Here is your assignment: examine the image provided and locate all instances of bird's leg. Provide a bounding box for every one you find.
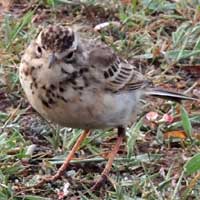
[51,129,91,181]
[91,127,125,190]
[34,129,91,187]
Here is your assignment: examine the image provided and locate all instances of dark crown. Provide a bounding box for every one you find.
[40,25,75,52]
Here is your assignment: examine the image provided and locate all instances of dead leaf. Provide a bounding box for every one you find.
[120,0,132,5]
[188,173,200,190]
[178,64,200,78]
[164,130,187,140]
[192,132,200,140]
[152,46,161,58]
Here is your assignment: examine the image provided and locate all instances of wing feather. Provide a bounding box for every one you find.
[88,47,145,92]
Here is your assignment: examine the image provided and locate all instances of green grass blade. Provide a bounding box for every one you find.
[180,105,192,139]
[184,153,200,175]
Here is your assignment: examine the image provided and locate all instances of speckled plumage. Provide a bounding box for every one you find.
[19,25,196,130]
[19,25,198,189]
[40,25,75,52]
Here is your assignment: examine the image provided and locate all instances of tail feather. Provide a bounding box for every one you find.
[146,88,198,102]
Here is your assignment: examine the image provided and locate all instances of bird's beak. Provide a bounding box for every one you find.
[48,53,56,68]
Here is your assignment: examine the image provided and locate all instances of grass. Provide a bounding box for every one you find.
[0,0,200,199]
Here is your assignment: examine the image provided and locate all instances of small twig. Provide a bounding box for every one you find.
[1,103,21,129]
[171,171,184,200]
[184,81,198,94]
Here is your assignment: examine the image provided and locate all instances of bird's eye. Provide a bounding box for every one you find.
[66,51,74,59]
[36,46,42,57]
[64,51,75,63]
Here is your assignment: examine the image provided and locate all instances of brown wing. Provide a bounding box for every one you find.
[88,46,145,92]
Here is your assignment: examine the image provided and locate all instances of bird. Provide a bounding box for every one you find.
[19,25,198,189]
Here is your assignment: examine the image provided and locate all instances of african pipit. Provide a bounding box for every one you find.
[19,25,197,189]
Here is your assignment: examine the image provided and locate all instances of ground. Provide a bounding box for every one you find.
[0,0,200,199]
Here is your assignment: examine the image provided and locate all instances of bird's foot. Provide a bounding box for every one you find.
[91,174,108,191]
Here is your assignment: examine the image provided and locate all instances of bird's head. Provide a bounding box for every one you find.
[35,25,78,67]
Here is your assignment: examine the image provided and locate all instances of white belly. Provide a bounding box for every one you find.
[23,81,141,129]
